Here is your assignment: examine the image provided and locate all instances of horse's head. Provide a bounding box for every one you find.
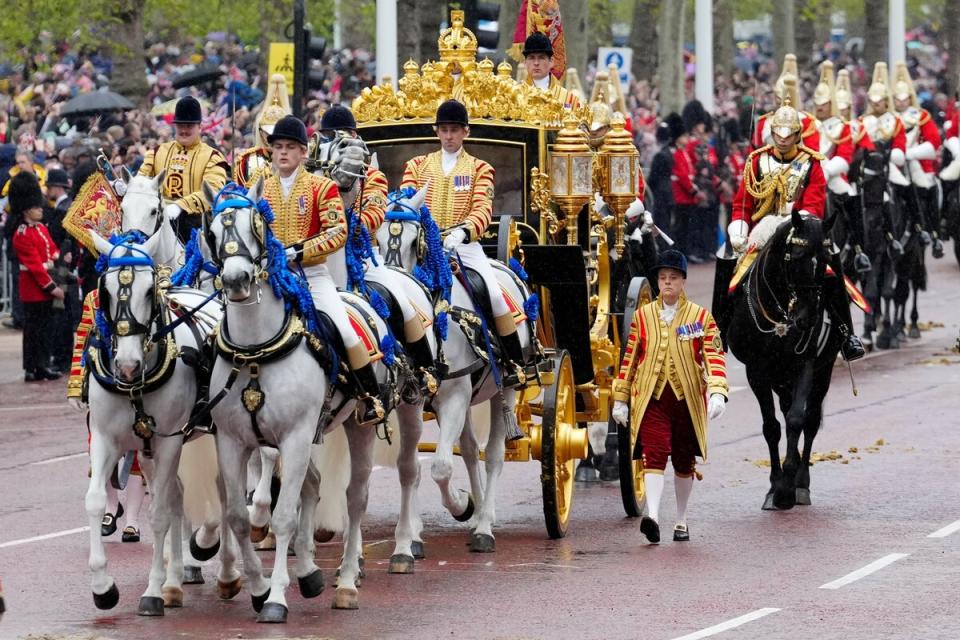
[201,179,270,302]
[90,229,167,382]
[121,170,166,236]
[779,210,833,331]
[376,184,429,271]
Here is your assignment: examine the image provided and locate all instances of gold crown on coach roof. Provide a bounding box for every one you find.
[438,10,478,65]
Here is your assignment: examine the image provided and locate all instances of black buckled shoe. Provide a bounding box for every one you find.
[121,525,141,543]
[841,334,866,362]
[673,523,690,542]
[639,516,660,544]
[101,503,124,537]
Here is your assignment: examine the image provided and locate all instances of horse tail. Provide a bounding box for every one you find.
[312,424,351,534]
[178,435,221,523]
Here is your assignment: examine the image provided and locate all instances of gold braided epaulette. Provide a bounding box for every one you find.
[797,144,825,162]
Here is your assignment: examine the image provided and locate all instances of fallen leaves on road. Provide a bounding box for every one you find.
[749,439,888,467]
[913,357,960,366]
[916,321,945,331]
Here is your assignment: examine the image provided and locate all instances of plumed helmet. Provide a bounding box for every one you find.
[522,32,553,57]
[256,74,292,137]
[8,171,44,215]
[266,115,308,146]
[771,97,802,139]
[774,54,801,108]
[434,99,469,127]
[320,104,358,132]
[813,60,836,115]
[172,96,203,124]
[891,61,918,108]
[867,62,890,107]
[652,249,688,278]
[835,68,854,115]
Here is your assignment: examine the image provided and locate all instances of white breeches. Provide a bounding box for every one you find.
[451,241,510,318]
[366,261,417,324]
[304,263,360,349]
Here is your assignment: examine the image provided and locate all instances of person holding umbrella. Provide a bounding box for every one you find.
[137,96,228,243]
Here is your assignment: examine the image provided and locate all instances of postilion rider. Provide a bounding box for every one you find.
[250,114,385,424]
[725,99,866,362]
[400,99,531,383]
[611,250,728,544]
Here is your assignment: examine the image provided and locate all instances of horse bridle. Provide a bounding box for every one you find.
[98,244,161,345]
[383,192,426,268]
[204,191,269,284]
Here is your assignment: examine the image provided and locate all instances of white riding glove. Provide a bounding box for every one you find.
[111,179,127,197]
[68,397,87,412]
[727,219,749,253]
[443,228,467,250]
[163,203,183,221]
[593,192,607,215]
[624,197,645,221]
[612,401,630,426]
[707,393,726,420]
[284,245,298,262]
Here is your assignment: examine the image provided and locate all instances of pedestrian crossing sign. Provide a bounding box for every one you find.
[269,42,295,95]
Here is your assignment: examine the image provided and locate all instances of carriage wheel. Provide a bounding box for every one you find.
[540,351,586,539]
[617,276,653,517]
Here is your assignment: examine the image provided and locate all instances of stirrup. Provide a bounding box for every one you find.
[355,394,386,426]
[501,362,528,388]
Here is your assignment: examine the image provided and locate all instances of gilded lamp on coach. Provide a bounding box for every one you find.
[549,112,594,245]
[598,112,642,257]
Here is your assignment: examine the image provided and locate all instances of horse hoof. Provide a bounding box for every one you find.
[217,577,243,600]
[137,595,164,616]
[314,528,335,543]
[795,488,812,506]
[575,460,599,482]
[251,589,269,613]
[93,583,120,610]
[298,569,325,598]
[388,554,415,574]
[182,565,205,585]
[257,602,288,623]
[773,489,796,510]
[189,529,220,562]
[762,492,778,511]
[909,325,921,339]
[250,523,270,544]
[333,587,359,610]
[469,532,496,553]
[453,492,475,522]
[161,585,183,608]
[875,335,890,350]
[411,540,425,559]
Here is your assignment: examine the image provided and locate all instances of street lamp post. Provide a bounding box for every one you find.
[694,0,714,114]
[889,0,906,69]
[376,0,398,88]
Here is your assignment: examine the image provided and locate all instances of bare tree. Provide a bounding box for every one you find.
[863,0,887,69]
[564,0,590,82]
[656,0,686,114]
[945,0,960,96]
[631,0,659,82]
[713,0,734,78]
[772,1,795,65]
[108,0,148,100]
[497,0,522,59]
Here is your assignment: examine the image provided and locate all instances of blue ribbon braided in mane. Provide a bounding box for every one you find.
[508,257,539,323]
[344,208,397,365]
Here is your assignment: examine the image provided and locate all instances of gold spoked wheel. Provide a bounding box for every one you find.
[540,351,586,539]
[617,276,653,517]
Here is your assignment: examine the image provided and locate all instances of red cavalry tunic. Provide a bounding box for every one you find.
[731,146,827,229]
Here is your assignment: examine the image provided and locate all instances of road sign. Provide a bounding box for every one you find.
[598,46,632,86]
[269,42,295,95]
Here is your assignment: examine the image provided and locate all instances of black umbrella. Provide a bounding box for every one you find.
[172,64,224,89]
[59,91,135,116]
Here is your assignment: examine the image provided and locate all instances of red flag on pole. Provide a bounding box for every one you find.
[509,0,567,79]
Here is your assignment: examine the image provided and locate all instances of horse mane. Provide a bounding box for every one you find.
[124,174,160,196]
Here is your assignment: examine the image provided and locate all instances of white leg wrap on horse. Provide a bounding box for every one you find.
[455,242,511,318]
[305,264,361,349]
[674,474,693,526]
[644,472,664,523]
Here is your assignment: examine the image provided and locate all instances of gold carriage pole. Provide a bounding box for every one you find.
[599,113,641,257]
[549,113,593,245]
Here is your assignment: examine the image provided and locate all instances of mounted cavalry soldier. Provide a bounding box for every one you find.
[725,93,866,362]
[138,96,229,244]
[251,114,384,423]
[751,54,820,152]
[521,31,581,111]
[860,63,909,190]
[611,250,728,544]
[310,104,438,392]
[891,61,944,258]
[813,61,871,273]
[233,74,291,188]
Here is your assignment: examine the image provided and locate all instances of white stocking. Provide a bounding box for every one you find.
[643,472,664,523]
[124,477,146,530]
[674,474,694,526]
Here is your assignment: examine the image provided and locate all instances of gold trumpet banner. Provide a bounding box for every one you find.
[63,172,122,255]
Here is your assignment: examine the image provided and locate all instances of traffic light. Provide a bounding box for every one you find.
[460,1,500,52]
[304,29,327,90]
[291,0,328,116]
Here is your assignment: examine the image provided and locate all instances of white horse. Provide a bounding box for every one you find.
[375,187,538,556]
[201,179,390,619]
[84,225,238,615]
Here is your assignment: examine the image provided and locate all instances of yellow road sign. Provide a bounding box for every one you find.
[268,42,295,95]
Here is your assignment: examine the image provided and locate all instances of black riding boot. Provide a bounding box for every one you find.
[499,331,528,387]
[405,334,439,396]
[353,363,386,425]
[827,259,865,362]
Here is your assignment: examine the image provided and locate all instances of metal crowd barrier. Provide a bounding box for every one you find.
[0,242,12,316]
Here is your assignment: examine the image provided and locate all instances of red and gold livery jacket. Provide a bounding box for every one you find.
[859,112,906,154]
[400,150,495,242]
[751,111,821,153]
[138,140,229,215]
[612,294,728,459]
[355,167,390,233]
[732,145,826,229]
[900,106,942,175]
[232,147,271,188]
[12,222,59,303]
[256,166,347,266]
[68,289,98,399]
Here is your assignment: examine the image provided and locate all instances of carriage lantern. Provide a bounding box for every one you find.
[549,112,593,245]
[599,112,641,257]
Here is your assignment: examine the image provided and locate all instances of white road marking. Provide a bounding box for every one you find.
[728,385,747,395]
[668,608,781,640]
[0,403,69,413]
[927,519,960,538]
[29,452,87,466]
[0,526,90,549]
[819,553,910,589]
[506,562,579,569]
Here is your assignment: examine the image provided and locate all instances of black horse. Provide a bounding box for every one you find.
[725,211,841,510]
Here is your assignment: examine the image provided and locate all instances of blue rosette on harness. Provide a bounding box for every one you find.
[344,207,397,365]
